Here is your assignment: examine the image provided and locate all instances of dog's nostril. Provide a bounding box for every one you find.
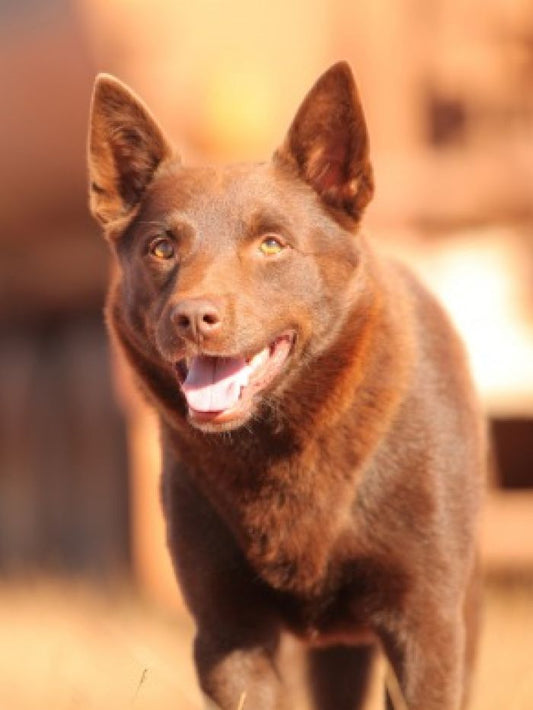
[177,314,191,329]
[202,312,219,326]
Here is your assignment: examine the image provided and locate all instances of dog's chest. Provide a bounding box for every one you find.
[272,570,381,647]
[225,476,358,595]
[193,439,365,594]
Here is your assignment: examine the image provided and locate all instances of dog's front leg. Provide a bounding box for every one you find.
[379,609,466,710]
[162,463,287,709]
[195,630,286,710]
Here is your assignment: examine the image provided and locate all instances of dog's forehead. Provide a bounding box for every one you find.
[144,162,311,229]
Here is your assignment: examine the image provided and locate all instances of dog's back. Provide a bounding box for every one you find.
[88,62,485,710]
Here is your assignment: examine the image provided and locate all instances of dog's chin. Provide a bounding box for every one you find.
[186,401,259,433]
[174,331,296,433]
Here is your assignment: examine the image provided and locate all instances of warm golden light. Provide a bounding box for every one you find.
[2,0,533,707]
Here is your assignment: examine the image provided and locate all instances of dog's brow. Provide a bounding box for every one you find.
[167,211,197,230]
[137,220,168,229]
[244,211,293,237]
[138,214,194,236]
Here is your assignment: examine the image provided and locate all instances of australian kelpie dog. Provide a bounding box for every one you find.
[88,62,485,709]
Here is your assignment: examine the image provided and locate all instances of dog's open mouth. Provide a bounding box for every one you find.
[175,331,295,427]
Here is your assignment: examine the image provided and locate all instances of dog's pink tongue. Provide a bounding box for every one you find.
[181,356,250,412]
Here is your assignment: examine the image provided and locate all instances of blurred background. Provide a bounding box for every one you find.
[1,0,533,708]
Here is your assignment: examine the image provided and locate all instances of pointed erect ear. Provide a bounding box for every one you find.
[88,74,174,226]
[274,62,374,221]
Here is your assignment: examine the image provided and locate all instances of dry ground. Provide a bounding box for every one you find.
[1,575,532,710]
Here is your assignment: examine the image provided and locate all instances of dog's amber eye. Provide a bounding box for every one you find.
[150,236,175,260]
[259,237,284,256]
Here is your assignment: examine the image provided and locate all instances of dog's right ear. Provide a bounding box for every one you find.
[88,74,174,227]
[274,62,374,222]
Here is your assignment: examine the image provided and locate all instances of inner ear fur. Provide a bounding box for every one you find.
[88,74,174,227]
[274,61,374,221]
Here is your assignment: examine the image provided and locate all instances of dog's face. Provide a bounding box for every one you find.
[88,63,374,431]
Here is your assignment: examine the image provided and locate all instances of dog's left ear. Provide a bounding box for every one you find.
[274,62,374,221]
[88,74,174,227]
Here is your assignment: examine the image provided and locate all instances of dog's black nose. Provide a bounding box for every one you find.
[172,298,222,341]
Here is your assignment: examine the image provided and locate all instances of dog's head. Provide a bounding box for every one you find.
[88,63,374,432]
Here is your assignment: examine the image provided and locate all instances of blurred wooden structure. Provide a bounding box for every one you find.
[0,318,129,576]
[0,2,129,577]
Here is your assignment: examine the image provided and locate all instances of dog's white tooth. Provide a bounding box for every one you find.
[249,348,268,373]
[237,365,251,387]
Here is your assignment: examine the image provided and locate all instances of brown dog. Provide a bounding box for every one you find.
[88,62,485,709]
